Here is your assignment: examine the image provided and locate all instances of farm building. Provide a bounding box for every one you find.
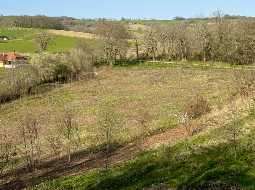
[0,52,28,68]
[0,36,10,41]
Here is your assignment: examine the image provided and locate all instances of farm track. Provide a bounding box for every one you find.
[0,95,251,190]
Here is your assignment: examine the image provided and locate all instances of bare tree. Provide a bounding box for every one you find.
[137,111,151,149]
[181,95,211,136]
[35,32,53,52]
[67,42,95,80]
[0,130,16,174]
[19,112,41,171]
[135,39,139,60]
[46,134,63,159]
[98,109,120,169]
[226,121,242,161]
[144,28,158,61]
[96,21,130,65]
[175,22,190,61]
[135,11,255,65]
[57,106,80,164]
[194,23,212,62]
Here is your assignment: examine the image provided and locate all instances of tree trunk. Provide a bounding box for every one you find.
[152,48,156,61]
[67,144,71,163]
[135,39,139,60]
[203,51,206,62]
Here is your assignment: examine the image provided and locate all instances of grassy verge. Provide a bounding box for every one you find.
[115,60,255,70]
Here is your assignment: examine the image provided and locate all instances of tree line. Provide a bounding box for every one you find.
[141,17,255,65]
[86,15,255,65]
[0,16,67,29]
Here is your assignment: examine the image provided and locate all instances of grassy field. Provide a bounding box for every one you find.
[0,62,242,182]
[27,64,255,190]
[0,65,238,142]
[34,103,255,190]
[1,61,254,189]
[0,27,82,53]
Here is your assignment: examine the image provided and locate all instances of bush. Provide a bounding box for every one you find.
[32,47,95,83]
[66,48,94,80]
[0,46,96,104]
[0,66,40,103]
[53,63,72,82]
[233,70,255,99]
[185,95,211,119]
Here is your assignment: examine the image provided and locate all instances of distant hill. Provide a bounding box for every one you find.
[1,15,255,32]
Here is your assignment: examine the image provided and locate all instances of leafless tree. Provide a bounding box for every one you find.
[98,110,120,169]
[0,130,16,174]
[175,22,191,61]
[226,122,242,161]
[194,23,212,62]
[179,112,193,136]
[138,11,255,65]
[135,39,140,60]
[19,112,41,171]
[67,42,95,80]
[46,134,63,159]
[96,21,130,65]
[137,111,151,148]
[57,106,80,163]
[35,32,53,52]
[144,28,158,60]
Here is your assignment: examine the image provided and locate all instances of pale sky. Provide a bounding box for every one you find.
[1,0,254,19]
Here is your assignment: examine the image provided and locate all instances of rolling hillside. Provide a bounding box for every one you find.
[0,28,90,53]
[1,62,254,189]
[1,17,255,190]
[31,64,255,190]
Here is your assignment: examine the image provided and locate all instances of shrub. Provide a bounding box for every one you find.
[67,47,95,80]
[33,48,95,83]
[0,47,96,104]
[0,66,40,103]
[233,70,255,99]
[53,63,72,82]
[185,95,211,119]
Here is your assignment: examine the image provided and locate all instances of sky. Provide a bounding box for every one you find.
[1,0,255,19]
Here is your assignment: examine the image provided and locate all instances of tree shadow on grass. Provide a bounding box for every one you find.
[0,142,123,190]
[86,142,255,190]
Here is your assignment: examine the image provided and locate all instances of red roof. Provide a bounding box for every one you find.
[0,52,27,62]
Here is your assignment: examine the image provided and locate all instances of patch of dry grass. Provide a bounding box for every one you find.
[48,29,97,39]
[0,67,237,154]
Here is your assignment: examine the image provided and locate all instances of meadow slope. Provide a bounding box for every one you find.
[0,62,249,189]
[0,28,96,53]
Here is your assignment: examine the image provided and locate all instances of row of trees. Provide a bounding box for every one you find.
[0,16,66,29]
[3,15,255,65]
[142,17,255,64]
[0,106,122,173]
[88,17,255,65]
